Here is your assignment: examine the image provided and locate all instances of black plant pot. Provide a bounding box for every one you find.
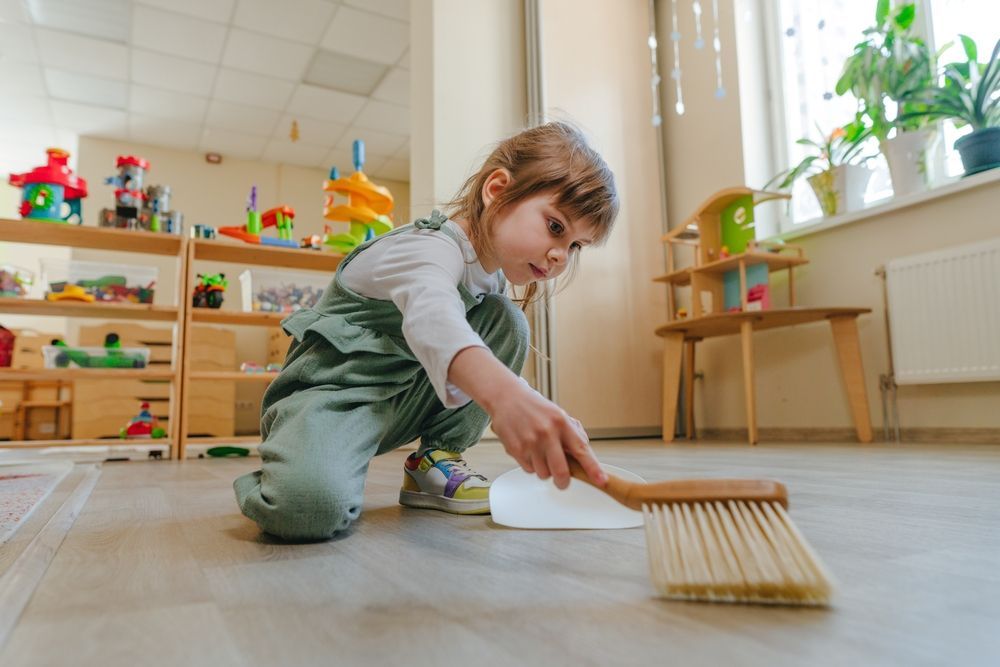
[955,127,1000,176]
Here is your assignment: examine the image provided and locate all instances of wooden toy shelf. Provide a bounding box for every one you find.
[0,218,345,459]
[178,238,343,458]
[652,249,808,286]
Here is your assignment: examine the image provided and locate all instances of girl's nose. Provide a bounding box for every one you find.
[547,247,566,264]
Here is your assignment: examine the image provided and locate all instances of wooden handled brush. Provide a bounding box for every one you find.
[568,461,834,606]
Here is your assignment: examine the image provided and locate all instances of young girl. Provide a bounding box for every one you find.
[235,121,620,541]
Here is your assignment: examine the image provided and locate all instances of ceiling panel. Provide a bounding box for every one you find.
[131,4,227,64]
[320,6,408,66]
[0,0,411,182]
[233,0,335,45]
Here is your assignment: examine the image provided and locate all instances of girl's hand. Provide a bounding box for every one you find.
[488,382,607,490]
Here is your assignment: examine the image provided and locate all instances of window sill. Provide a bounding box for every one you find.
[770,167,1000,243]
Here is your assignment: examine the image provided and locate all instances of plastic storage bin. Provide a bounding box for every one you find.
[239,268,328,313]
[0,265,34,298]
[41,258,157,304]
[42,344,150,369]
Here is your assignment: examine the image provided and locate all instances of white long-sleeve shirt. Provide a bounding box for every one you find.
[338,220,505,408]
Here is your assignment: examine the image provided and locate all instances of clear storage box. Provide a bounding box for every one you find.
[239,268,328,313]
[41,258,157,304]
[42,344,150,369]
[0,265,34,298]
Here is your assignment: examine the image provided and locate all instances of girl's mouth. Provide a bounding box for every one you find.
[530,264,548,279]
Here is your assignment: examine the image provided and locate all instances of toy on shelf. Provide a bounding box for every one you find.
[219,186,298,248]
[656,187,804,321]
[322,140,395,254]
[192,273,227,309]
[43,258,156,304]
[8,148,88,223]
[99,155,183,234]
[46,284,95,302]
[43,333,149,369]
[191,224,217,240]
[120,401,166,439]
[0,265,34,298]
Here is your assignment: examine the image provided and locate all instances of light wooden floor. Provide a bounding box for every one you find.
[1,439,999,666]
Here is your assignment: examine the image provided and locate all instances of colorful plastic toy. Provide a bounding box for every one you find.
[46,274,154,304]
[322,141,395,254]
[98,156,183,234]
[0,265,33,298]
[192,273,227,309]
[120,401,166,439]
[191,224,217,240]
[8,148,88,223]
[206,446,250,457]
[46,284,95,302]
[219,186,298,248]
[48,334,147,369]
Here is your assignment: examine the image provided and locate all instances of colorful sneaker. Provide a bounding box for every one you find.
[398,449,490,515]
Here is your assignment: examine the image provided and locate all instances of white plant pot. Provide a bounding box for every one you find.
[881,128,940,196]
[807,164,873,217]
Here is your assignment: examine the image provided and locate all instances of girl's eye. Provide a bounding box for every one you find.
[548,219,563,235]
[570,241,582,251]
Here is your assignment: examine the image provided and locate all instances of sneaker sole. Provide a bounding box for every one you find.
[398,489,490,515]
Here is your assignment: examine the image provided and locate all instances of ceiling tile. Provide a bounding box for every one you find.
[0,0,31,22]
[343,0,409,22]
[129,113,200,151]
[36,27,128,78]
[205,99,281,137]
[371,67,407,106]
[0,22,39,63]
[275,114,345,148]
[304,49,387,96]
[44,67,128,108]
[396,49,409,69]
[320,6,407,66]
[352,99,407,135]
[335,126,406,157]
[212,68,295,111]
[129,84,208,123]
[322,147,354,173]
[393,140,409,160]
[28,0,129,43]
[131,50,216,96]
[233,0,335,45]
[0,95,50,123]
[131,4,227,64]
[134,0,234,23]
[200,127,269,160]
[50,99,127,138]
[261,139,329,168]
[222,28,315,81]
[374,157,408,182]
[286,83,365,124]
[0,60,47,96]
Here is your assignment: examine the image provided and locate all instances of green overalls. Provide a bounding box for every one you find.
[234,212,529,541]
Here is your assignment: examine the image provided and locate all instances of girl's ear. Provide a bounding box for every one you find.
[481,168,511,207]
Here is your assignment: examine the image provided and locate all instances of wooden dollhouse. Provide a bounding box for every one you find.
[653,187,873,445]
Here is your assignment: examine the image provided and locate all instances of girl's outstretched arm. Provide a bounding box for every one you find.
[448,346,608,489]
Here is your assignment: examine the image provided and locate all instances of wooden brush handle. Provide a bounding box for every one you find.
[568,460,788,510]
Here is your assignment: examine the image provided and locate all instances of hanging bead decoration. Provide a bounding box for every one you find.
[710,0,725,99]
[692,0,704,49]
[649,20,663,127]
[670,0,684,115]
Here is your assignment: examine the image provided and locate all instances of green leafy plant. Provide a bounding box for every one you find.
[836,0,936,141]
[900,36,1000,130]
[765,118,876,191]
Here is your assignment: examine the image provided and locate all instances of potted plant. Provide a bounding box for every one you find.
[766,118,877,217]
[836,0,939,196]
[901,36,1000,177]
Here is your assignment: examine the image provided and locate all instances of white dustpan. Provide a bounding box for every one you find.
[490,464,645,529]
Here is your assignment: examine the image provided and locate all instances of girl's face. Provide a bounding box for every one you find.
[479,172,595,286]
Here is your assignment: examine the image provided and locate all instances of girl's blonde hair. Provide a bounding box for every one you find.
[445,121,619,307]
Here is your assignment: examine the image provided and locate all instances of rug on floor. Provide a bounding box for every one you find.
[0,461,73,545]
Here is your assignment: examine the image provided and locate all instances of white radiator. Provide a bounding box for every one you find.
[885,237,1000,385]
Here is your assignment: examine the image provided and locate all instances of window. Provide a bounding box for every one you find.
[763,0,1000,227]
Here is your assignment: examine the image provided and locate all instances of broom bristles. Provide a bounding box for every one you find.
[642,500,834,606]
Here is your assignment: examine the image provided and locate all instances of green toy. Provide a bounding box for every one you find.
[50,333,147,369]
[206,446,250,457]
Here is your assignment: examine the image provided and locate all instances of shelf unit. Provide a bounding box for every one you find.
[177,238,343,459]
[0,217,186,457]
